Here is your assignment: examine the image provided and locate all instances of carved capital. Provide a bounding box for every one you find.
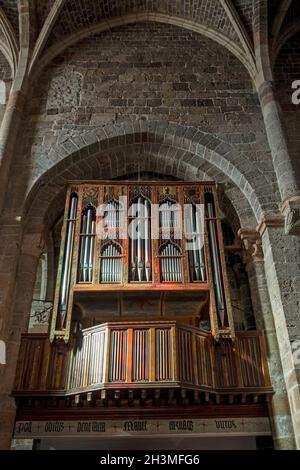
[281,196,300,236]
[238,229,264,262]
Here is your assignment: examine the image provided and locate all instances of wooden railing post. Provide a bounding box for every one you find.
[191,330,199,386]
[104,326,111,384]
[126,328,133,384]
[149,327,156,382]
[172,325,177,381]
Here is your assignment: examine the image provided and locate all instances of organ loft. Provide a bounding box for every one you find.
[0,0,300,452]
[12,181,273,448]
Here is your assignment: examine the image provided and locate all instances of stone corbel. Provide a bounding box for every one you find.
[238,229,264,262]
[281,196,300,236]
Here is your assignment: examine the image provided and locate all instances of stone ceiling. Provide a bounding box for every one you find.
[0,1,299,80]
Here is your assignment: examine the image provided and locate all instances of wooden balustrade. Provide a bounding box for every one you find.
[13,322,272,397]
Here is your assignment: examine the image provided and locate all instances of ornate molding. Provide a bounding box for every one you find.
[238,229,264,262]
[281,196,300,236]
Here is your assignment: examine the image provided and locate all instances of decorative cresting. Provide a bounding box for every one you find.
[50,182,235,342]
[13,321,272,398]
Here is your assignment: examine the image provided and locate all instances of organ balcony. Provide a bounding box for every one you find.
[13,321,272,403]
[13,182,273,403]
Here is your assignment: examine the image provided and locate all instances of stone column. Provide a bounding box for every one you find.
[257,81,300,235]
[0,87,27,215]
[239,227,298,449]
[258,217,300,448]
[0,231,43,449]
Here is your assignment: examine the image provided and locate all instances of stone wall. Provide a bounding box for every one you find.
[275,31,300,185]
[23,22,278,216]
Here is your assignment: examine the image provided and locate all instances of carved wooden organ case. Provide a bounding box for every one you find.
[50,182,235,343]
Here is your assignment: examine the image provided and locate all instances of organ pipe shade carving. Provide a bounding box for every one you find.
[50,182,235,341]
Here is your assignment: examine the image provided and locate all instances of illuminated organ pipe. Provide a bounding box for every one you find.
[101,243,122,283]
[137,197,143,282]
[59,193,78,323]
[188,205,206,282]
[205,193,226,326]
[160,243,182,282]
[78,206,95,283]
[129,196,152,282]
[144,199,151,282]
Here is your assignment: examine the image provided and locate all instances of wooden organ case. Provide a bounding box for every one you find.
[13,182,273,425]
[50,182,235,342]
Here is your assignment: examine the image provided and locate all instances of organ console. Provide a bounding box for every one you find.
[50,182,235,343]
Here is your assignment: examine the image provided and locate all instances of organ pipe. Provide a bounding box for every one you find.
[188,205,206,282]
[160,243,182,282]
[137,197,143,282]
[78,206,95,283]
[205,193,226,326]
[59,193,78,324]
[129,196,152,282]
[101,243,122,283]
[144,199,151,282]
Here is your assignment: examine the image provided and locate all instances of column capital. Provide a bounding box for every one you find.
[281,195,300,236]
[256,214,284,237]
[238,228,264,262]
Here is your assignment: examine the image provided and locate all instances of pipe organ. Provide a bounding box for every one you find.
[50,182,234,342]
[13,181,273,427]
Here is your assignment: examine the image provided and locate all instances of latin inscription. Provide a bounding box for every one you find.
[14,417,271,438]
[124,421,147,432]
[169,420,194,431]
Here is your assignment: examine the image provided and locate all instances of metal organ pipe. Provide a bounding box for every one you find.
[189,205,206,282]
[137,197,143,282]
[79,214,87,282]
[206,194,226,326]
[145,199,151,282]
[195,208,206,281]
[159,199,182,283]
[89,221,95,281]
[101,243,122,283]
[129,196,152,282]
[59,193,78,322]
[79,207,95,283]
[130,223,136,281]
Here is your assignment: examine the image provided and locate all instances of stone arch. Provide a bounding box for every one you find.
[0,43,14,81]
[19,132,253,332]
[23,125,263,235]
